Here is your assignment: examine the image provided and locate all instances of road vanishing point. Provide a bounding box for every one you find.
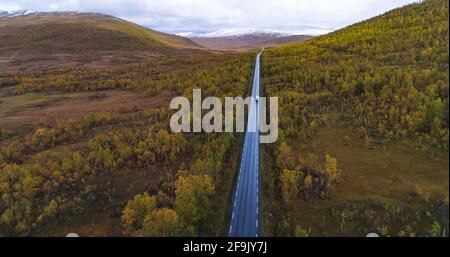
[229,51,262,237]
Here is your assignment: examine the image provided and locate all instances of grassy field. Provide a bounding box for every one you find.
[0,88,172,131]
[280,125,448,236]
[0,91,54,113]
[311,127,448,201]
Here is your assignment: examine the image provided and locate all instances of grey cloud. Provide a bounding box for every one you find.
[0,0,418,33]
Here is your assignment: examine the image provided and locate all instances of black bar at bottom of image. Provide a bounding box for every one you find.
[1,237,448,256]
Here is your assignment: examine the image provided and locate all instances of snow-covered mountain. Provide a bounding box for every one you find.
[190,34,314,50]
[0,10,88,18]
[180,26,330,50]
[177,26,332,38]
[0,9,32,18]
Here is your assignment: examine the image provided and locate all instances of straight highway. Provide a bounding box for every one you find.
[228,51,262,237]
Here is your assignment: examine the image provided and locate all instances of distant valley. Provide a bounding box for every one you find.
[190,33,314,50]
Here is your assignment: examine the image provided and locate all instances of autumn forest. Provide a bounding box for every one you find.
[0,0,448,237]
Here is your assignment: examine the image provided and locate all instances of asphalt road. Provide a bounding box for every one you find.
[229,51,262,237]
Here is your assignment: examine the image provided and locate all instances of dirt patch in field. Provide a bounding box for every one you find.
[0,89,172,130]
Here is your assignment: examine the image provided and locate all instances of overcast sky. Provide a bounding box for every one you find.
[1,0,419,33]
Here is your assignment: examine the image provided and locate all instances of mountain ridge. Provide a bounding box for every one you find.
[0,12,205,73]
[177,26,332,38]
[0,12,202,51]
